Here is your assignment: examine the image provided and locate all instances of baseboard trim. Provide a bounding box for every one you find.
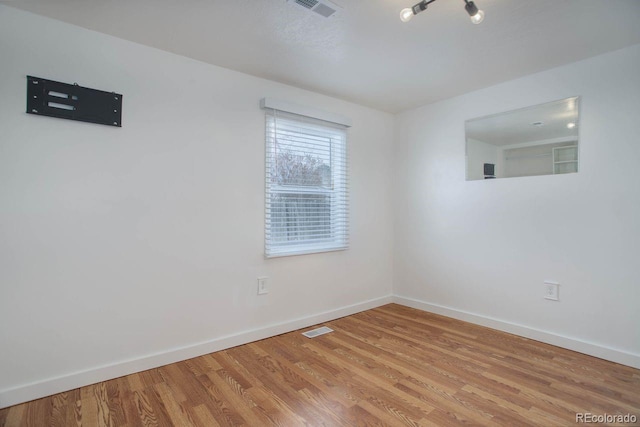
[393,295,640,369]
[0,295,393,409]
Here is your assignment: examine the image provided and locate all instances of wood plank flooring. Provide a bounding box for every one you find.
[1,304,639,426]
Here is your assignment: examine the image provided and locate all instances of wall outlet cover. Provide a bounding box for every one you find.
[544,281,559,301]
[257,277,269,295]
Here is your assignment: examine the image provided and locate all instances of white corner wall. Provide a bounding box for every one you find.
[0,5,395,408]
[393,44,640,368]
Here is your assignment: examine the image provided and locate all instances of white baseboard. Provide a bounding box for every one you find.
[0,295,393,409]
[393,295,640,369]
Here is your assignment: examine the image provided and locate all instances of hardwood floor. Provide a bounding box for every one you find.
[1,304,639,426]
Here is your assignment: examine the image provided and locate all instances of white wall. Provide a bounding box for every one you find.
[503,144,554,178]
[466,138,498,180]
[394,44,640,367]
[0,5,395,407]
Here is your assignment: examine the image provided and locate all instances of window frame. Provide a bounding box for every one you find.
[264,108,348,258]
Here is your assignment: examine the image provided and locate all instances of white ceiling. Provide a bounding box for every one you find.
[2,0,640,113]
[466,96,579,146]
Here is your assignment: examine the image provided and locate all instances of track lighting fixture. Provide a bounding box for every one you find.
[400,0,484,24]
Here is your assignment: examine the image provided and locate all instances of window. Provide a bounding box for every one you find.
[265,108,348,257]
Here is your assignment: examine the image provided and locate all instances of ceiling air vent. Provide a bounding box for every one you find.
[288,0,340,18]
[295,0,319,9]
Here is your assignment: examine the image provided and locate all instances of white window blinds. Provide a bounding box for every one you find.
[265,108,349,257]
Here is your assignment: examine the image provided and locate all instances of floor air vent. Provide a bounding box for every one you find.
[302,326,334,338]
[288,0,340,18]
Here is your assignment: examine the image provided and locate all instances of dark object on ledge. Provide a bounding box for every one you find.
[483,162,496,179]
[483,163,495,176]
[26,76,122,127]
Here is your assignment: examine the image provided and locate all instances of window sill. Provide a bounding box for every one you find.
[265,244,348,258]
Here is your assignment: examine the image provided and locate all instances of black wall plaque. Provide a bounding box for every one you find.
[26,76,122,127]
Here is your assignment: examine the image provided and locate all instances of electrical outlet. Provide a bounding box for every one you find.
[544,281,559,301]
[257,277,269,295]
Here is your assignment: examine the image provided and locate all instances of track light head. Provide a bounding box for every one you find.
[465,0,485,24]
[400,1,429,22]
[399,7,415,22]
